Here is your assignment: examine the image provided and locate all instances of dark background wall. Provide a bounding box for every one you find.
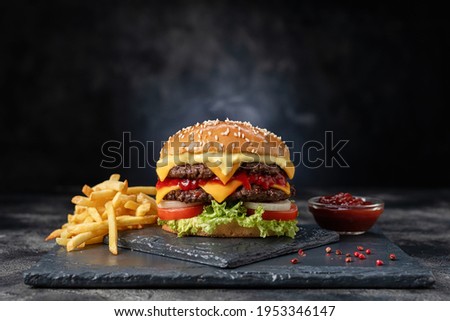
[1,1,449,192]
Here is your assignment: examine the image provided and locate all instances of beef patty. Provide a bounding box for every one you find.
[167,162,284,180]
[163,162,293,203]
[163,184,296,203]
[167,164,214,180]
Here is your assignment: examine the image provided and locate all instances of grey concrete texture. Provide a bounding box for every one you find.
[107,225,339,268]
[1,188,449,300]
[24,229,433,289]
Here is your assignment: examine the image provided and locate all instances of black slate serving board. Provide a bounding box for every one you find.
[24,225,435,288]
[106,225,339,268]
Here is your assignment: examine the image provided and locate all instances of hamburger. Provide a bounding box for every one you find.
[155,119,299,238]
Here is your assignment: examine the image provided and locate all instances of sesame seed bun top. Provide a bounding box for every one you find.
[159,119,291,160]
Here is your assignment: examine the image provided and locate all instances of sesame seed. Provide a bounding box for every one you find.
[167,120,284,150]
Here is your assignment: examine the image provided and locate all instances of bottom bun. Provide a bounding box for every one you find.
[162,220,280,238]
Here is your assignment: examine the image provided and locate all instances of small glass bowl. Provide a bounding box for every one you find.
[308,196,384,235]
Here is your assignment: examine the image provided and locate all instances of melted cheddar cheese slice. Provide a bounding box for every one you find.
[156,159,176,182]
[272,182,291,196]
[207,162,240,184]
[156,181,291,204]
[283,163,294,181]
[199,180,243,203]
[156,153,295,182]
[156,185,180,203]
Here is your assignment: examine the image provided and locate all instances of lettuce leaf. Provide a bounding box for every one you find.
[158,201,299,238]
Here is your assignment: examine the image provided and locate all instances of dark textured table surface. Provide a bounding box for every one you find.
[1,188,449,300]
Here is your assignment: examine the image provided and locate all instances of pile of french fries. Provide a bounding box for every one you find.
[45,174,158,255]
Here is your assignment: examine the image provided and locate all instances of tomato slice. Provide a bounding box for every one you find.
[247,203,298,221]
[157,204,204,220]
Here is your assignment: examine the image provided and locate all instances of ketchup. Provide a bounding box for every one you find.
[318,192,372,206]
[156,171,287,191]
[308,193,384,234]
[247,172,286,190]
[156,178,206,190]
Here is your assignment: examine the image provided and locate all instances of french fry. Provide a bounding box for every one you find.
[47,174,158,256]
[56,237,68,246]
[137,192,157,215]
[60,229,70,239]
[109,174,120,181]
[88,207,103,223]
[96,206,105,214]
[74,205,88,214]
[106,202,118,255]
[135,203,151,217]
[83,216,94,223]
[93,180,125,192]
[59,234,105,247]
[67,214,74,223]
[45,229,62,241]
[73,211,90,223]
[82,184,93,197]
[116,215,157,226]
[111,191,122,208]
[67,221,108,234]
[124,200,140,210]
[137,192,155,204]
[71,196,97,207]
[89,189,116,201]
[127,186,157,195]
[85,235,105,245]
[122,194,136,202]
[67,229,108,252]
[112,193,137,208]
[115,206,135,216]
[121,179,128,193]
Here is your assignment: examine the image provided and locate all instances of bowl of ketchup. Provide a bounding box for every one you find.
[308,192,384,235]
